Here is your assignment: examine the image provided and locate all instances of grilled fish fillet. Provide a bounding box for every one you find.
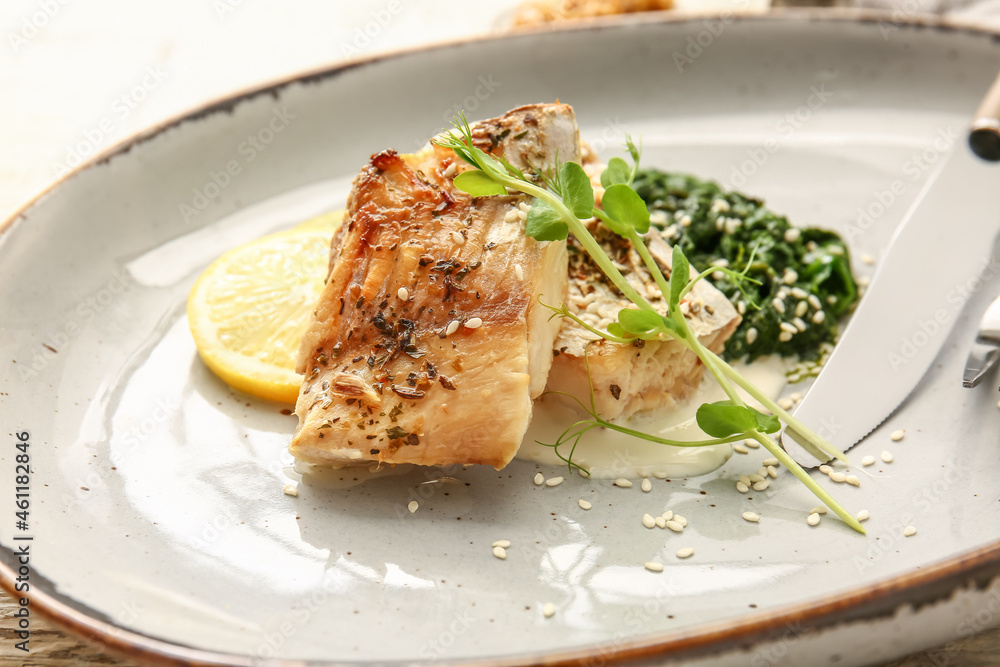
[290,104,578,469]
[546,148,741,421]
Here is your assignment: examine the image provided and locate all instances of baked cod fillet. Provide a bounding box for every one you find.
[546,149,741,421]
[290,104,578,469]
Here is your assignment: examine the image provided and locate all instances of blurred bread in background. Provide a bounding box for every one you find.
[512,0,674,26]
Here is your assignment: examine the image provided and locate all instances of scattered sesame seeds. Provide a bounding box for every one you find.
[790,392,803,403]
[752,479,770,491]
[653,471,669,479]
[904,526,917,537]
[778,398,794,410]
[518,202,531,213]
[674,514,688,527]
[493,546,507,559]
[641,478,652,493]
[534,472,544,486]
[578,499,592,510]
[812,311,826,325]
[644,561,664,573]
[545,476,564,487]
[543,603,556,618]
[492,540,511,548]
[514,264,524,280]
[614,478,633,488]
[782,269,798,285]
[861,253,876,265]
[464,317,483,330]
[445,320,460,336]
[818,465,833,475]
[891,429,906,442]
[396,287,410,303]
[642,513,656,529]
[791,287,809,300]
[738,301,747,315]
[676,547,695,559]
[780,322,799,334]
[443,162,459,178]
[862,455,875,466]
[881,450,894,463]
[451,231,466,245]
[736,482,750,493]
[795,301,809,318]
[767,466,778,479]
[666,520,684,532]
[283,484,298,497]
[792,317,808,332]
[746,327,758,344]
[772,298,786,314]
[408,500,419,514]
[734,443,749,454]
[784,228,801,243]
[748,473,765,483]
[808,294,822,310]
[810,506,828,515]
[807,512,821,526]
[846,475,861,487]
[655,516,667,529]
[504,209,519,223]
[829,472,847,483]
[744,439,760,449]
[857,509,870,522]
[763,458,779,467]
[742,511,761,523]
[778,331,793,343]
[738,475,751,486]
[661,510,674,521]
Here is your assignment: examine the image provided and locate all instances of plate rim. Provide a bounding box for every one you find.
[3,8,1000,666]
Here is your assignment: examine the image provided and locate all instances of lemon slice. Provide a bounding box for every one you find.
[187,228,334,404]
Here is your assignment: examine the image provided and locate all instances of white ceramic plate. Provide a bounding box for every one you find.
[4,11,1000,667]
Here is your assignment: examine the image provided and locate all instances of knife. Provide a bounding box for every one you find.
[961,294,1000,389]
[781,132,1000,465]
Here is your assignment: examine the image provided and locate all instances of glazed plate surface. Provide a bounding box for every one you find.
[3,13,1000,666]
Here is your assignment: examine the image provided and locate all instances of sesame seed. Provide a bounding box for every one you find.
[753,479,770,491]
[792,392,804,403]
[808,294,822,309]
[397,287,409,301]
[614,478,633,488]
[810,506,828,515]
[862,455,875,466]
[739,475,751,486]
[545,476,564,487]
[712,271,726,281]
[679,214,692,227]
[543,602,556,618]
[734,444,749,454]
[891,429,905,442]
[827,295,837,305]
[846,475,861,487]
[578,499,592,510]
[857,509,870,522]
[795,301,809,318]
[676,547,695,559]
[767,466,778,479]
[757,467,768,477]
[641,478,652,493]
[792,317,807,332]
[408,500,419,514]
[791,287,809,299]
[744,438,760,449]
[904,526,917,537]
[464,317,483,330]
[661,510,674,521]
[772,298,786,314]
[778,331,793,343]
[504,209,519,223]
[746,327,757,344]
[492,540,511,548]
[493,546,507,559]
[736,482,749,493]
[738,301,747,315]
[642,513,656,529]
[445,320,460,336]
[514,264,524,280]
[644,561,664,572]
[743,511,761,523]
[534,473,544,485]
[451,231,465,245]
[830,472,847,483]
[443,162,459,178]
[812,311,826,324]
[807,512,821,526]
[666,520,684,532]
[818,465,833,475]
[763,457,779,467]
[881,450,893,463]
[655,516,667,529]
[711,199,731,213]
[283,484,298,497]
[748,473,765,483]
[783,269,798,285]
[780,322,798,334]
[777,288,788,300]
[653,471,669,479]
[784,228,801,243]
[674,514,688,527]
[861,254,876,265]
[778,398,794,410]
[518,202,531,213]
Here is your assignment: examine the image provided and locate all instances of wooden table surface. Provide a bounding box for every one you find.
[3,1,1000,665]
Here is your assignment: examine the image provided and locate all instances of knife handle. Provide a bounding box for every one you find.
[970,69,1000,162]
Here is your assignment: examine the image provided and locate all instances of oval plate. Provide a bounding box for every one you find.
[3,10,1000,666]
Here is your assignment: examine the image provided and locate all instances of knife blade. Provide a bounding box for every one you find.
[961,293,1000,388]
[782,142,1000,465]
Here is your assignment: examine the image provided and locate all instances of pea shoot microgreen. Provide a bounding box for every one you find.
[433,114,864,534]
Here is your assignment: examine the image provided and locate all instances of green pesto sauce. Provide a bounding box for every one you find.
[632,169,859,362]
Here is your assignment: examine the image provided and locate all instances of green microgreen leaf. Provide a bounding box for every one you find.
[559,162,595,219]
[670,244,690,307]
[452,170,507,197]
[600,157,632,188]
[525,199,569,242]
[617,308,665,337]
[602,183,650,234]
[695,401,760,438]
[754,410,781,434]
[607,322,629,339]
